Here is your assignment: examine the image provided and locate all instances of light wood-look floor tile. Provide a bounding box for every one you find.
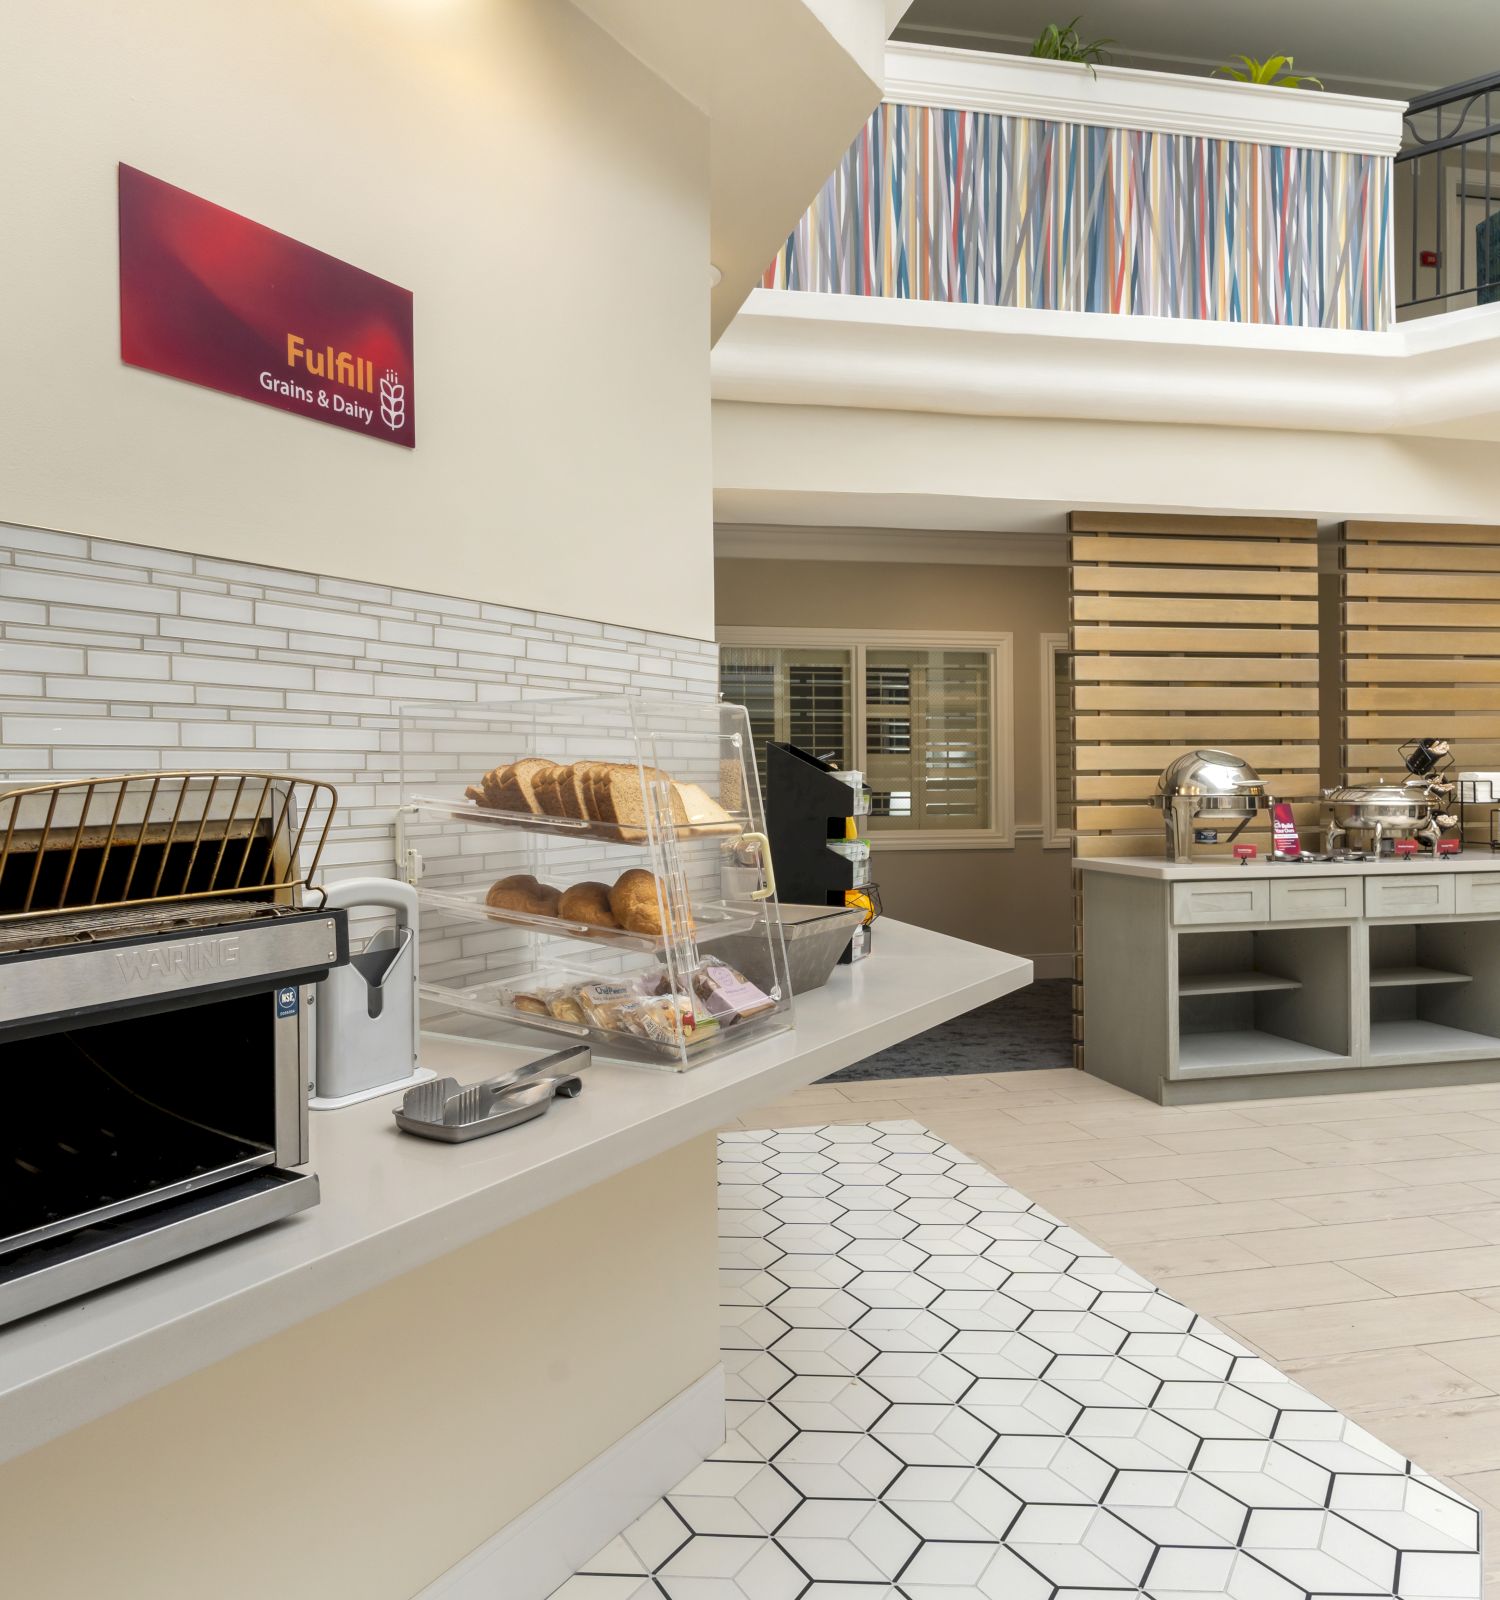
[1190,1164,1398,1202]
[1152,1261,1388,1317]
[1082,1197,1317,1244]
[996,1178,1205,1217]
[1283,1183,1500,1224]
[1096,1234,1271,1280]
[1099,1147,1312,1184]
[1418,1336,1500,1393]
[1333,1396,1500,1478]
[1441,1209,1500,1244]
[1281,1346,1493,1414]
[1345,1244,1500,1297]
[1223,1292,1500,1361]
[1228,1216,1480,1266]
[1377,1153,1500,1188]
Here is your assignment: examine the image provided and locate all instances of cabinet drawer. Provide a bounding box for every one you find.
[1270,878,1360,922]
[1364,874,1454,920]
[1171,880,1269,926]
[1455,873,1500,916]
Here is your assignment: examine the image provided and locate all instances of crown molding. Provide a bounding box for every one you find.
[715,523,1068,566]
[883,42,1405,157]
[711,290,1500,442]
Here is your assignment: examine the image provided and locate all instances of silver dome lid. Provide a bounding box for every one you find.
[1157,749,1271,801]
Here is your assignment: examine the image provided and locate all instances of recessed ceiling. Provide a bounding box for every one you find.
[895,0,1500,99]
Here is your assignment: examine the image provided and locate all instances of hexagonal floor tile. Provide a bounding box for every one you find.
[1142,1545,1302,1598]
[897,1197,981,1226]
[667,1460,802,1537]
[719,1268,787,1308]
[772,1429,904,1498]
[830,1184,908,1213]
[1152,1380,1278,1441]
[1190,1438,1332,1510]
[824,1161,896,1186]
[882,1151,956,1174]
[611,1499,692,1571]
[713,1400,797,1463]
[873,1126,942,1151]
[927,1288,1029,1332]
[1271,1411,1411,1475]
[982,1435,1114,1505]
[871,1401,997,1466]
[846,1269,941,1310]
[719,1160,776,1186]
[1070,1405,1200,1471]
[889,1171,965,1199]
[768,1195,847,1226]
[769,1287,866,1329]
[882,1463,1021,1541]
[981,1238,1077,1274]
[720,1209,780,1240]
[1102,1469,1247,1547]
[772,1373,887,1432]
[1240,1506,1398,1595]
[766,1131,832,1153]
[915,1255,1011,1294]
[943,1327,1052,1380]
[1224,1356,1333,1413]
[1116,1331,1234,1384]
[770,1325,877,1377]
[721,1304,789,1352]
[764,1149,835,1175]
[906,1222,995,1256]
[719,1184,779,1211]
[1019,1310,1127,1357]
[719,1237,784,1273]
[655,1533,807,1598]
[766,1252,859,1291]
[860,1350,974,1405]
[1089,1290,1195,1335]
[775,1498,919,1582]
[550,1577,659,1600]
[835,1208,921,1241]
[959,1376,1081,1436]
[966,1210,1056,1243]
[1045,1225,1113,1257]
[766,1223,853,1258]
[854,1306,956,1352]
[764,1171,839,1199]
[723,1348,794,1402]
[1329,1472,1480,1552]
[993,1271,1098,1313]
[1067,1260,1156,1296]
[1003,1504,1154,1589]
[1043,1354,1161,1409]
[900,1541,1053,1600]
[837,1236,927,1275]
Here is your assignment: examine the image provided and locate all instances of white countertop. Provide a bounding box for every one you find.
[0,920,1030,1467]
[1076,853,1500,882]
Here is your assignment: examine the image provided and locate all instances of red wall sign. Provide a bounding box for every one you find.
[118,164,415,447]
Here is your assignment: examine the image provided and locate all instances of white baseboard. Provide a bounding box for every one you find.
[1029,952,1073,981]
[417,1364,725,1600]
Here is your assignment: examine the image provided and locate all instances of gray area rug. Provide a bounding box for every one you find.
[822,977,1073,1082]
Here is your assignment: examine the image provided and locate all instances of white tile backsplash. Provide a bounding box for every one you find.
[0,525,718,889]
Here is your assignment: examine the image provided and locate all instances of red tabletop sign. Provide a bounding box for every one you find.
[118,164,414,447]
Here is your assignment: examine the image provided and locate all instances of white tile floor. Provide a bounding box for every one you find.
[552,1120,1482,1600]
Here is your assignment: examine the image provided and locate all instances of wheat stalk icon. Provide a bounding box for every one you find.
[380,369,406,432]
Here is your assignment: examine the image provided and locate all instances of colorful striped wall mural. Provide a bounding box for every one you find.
[763,102,1393,331]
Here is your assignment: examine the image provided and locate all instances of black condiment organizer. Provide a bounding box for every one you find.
[767,742,871,964]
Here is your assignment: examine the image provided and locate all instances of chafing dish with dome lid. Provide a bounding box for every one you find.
[1156,749,1275,861]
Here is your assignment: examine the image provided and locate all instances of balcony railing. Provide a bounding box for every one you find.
[763,46,1403,332]
[1396,72,1500,317]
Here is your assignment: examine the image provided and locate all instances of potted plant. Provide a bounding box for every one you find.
[1214,55,1324,90]
[1028,17,1114,75]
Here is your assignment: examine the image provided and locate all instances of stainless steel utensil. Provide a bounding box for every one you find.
[1156,750,1274,861]
[394,1045,590,1142]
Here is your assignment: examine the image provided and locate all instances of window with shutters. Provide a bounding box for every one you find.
[718,630,1014,849]
[1042,634,1074,848]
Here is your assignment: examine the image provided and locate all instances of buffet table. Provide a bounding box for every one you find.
[1080,853,1500,1104]
[0,921,1031,1600]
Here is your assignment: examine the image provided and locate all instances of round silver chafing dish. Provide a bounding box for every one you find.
[1156,749,1274,861]
[1321,784,1454,855]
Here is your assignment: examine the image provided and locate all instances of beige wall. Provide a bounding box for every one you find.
[0,1138,720,1600]
[716,555,1074,962]
[0,0,713,637]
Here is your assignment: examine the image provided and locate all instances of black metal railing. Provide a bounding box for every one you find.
[1397,71,1500,316]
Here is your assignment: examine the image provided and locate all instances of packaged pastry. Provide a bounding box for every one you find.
[546,992,587,1025]
[576,980,637,1030]
[509,988,554,1017]
[691,962,776,1024]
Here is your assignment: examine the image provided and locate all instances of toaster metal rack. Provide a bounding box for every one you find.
[0,772,345,1328]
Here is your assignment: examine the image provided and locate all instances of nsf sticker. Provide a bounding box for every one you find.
[276,985,300,1018]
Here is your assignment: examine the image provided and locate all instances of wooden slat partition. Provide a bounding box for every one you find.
[1340,522,1500,815]
[1069,511,1322,1067]
[1070,513,1323,860]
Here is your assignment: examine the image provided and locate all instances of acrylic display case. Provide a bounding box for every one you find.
[394,693,794,1069]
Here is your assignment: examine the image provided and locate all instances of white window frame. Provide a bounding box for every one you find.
[1041,633,1073,850]
[718,626,1015,851]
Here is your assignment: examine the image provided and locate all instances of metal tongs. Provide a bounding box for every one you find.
[393,1044,590,1142]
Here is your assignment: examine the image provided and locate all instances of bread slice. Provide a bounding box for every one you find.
[479,764,513,809]
[498,757,552,814]
[559,765,593,820]
[673,780,738,833]
[596,764,690,836]
[533,764,571,818]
